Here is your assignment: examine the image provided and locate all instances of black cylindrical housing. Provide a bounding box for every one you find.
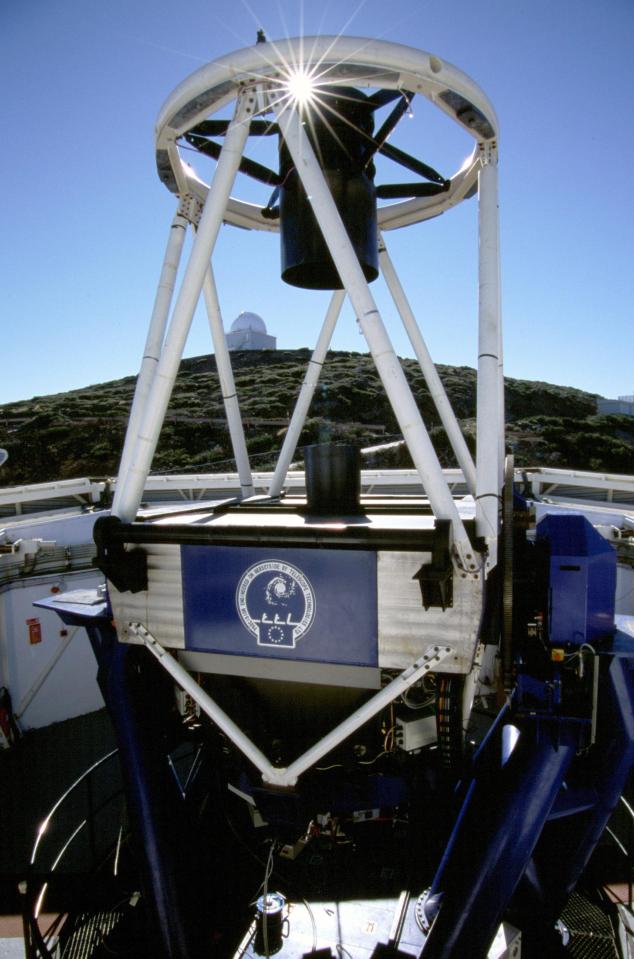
[254,892,285,955]
[304,442,362,515]
[279,87,378,290]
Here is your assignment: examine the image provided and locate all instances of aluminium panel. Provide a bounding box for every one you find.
[377,551,482,673]
[109,544,185,648]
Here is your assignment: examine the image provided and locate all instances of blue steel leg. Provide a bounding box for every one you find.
[420,721,579,959]
[511,653,634,930]
[554,655,634,897]
[86,621,203,959]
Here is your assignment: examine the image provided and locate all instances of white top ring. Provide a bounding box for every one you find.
[155,36,498,232]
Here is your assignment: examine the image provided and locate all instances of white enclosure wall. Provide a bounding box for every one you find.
[0,570,104,729]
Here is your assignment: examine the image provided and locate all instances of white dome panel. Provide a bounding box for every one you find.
[230,311,266,334]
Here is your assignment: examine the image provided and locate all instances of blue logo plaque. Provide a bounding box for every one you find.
[181,545,377,666]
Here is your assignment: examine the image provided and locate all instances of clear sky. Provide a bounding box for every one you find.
[1,0,632,406]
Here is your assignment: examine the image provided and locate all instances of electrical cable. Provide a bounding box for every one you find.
[358,749,389,766]
[301,898,318,952]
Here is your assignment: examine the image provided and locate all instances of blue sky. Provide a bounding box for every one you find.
[1,0,632,405]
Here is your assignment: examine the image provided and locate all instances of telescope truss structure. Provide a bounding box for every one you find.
[112,35,503,578]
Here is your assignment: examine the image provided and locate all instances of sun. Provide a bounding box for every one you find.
[284,68,316,106]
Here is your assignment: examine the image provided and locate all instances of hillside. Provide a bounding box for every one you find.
[0,349,633,487]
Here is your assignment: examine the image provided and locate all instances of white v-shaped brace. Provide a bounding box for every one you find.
[129,622,451,787]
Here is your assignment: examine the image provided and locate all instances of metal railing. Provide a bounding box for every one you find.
[21,748,124,959]
[612,794,634,909]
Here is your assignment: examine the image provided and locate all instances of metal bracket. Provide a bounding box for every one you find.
[479,140,498,166]
[413,519,453,610]
[93,515,147,593]
[177,194,203,227]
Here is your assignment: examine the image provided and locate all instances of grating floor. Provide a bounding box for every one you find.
[60,910,125,959]
[6,711,627,959]
[562,890,619,959]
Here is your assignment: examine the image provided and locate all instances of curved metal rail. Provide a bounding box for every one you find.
[22,748,124,959]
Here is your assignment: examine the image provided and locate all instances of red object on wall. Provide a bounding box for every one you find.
[26,618,42,645]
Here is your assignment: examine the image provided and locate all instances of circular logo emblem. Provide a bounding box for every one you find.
[236,560,315,649]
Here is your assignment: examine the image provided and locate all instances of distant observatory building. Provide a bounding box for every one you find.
[597,393,634,417]
[226,312,276,351]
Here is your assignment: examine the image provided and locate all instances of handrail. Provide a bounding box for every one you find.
[29,748,118,867]
[602,792,634,916]
[620,794,634,821]
[23,748,123,959]
[619,794,634,911]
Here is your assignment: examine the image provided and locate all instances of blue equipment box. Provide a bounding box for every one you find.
[181,545,378,667]
[536,513,616,647]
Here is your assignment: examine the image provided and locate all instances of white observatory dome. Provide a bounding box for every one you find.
[230,311,267,334]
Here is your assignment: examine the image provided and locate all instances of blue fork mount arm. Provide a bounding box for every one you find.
[509,651,634,929]
[95,631,201,958]
[419,720,579,959]
[420,647,634,959]
[58,608,206,959]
